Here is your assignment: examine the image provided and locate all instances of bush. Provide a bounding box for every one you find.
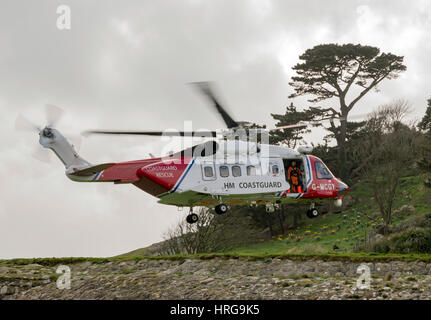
[157,208,262,255]
[366,228,431,254]
[391,228,431,253]
[371,240,391,253]
[391,213,431,233]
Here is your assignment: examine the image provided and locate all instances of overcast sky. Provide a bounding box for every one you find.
[1,0,430,259]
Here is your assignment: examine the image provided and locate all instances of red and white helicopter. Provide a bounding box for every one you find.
[17,83,349,224]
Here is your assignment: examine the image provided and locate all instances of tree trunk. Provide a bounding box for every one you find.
[383,223,390,236]
[338,107,348,181]
[292,211,300,229]
[278,206,286,235]
[267,217,274,236]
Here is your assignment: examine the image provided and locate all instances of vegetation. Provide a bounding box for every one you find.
[362,101,419,234]
[418,97,431,132]
[157,207,260,255]
[270,102,316,148]
[418,97,431,187]
[368,228,431,254]
[144,173,430,257]
[288,43,406,180]
[5,250,431,266]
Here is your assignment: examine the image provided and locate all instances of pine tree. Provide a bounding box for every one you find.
[270,102,316,148]
[289,43,406,180]
[418,97,431,187]
[418,97,431,132]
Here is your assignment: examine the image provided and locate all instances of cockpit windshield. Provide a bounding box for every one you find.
[315,161,332,179]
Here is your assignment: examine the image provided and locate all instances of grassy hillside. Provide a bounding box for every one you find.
[227,174,431,255]
[117,173,431,258]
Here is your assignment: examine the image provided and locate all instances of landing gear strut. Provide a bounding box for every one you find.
[215,203,228,215]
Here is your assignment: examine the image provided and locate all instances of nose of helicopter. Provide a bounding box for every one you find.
[337,179,349,197]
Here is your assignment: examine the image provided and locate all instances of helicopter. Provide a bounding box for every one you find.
[16,82,349,224]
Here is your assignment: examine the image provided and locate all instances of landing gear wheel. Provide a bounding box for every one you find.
[215,204,228,215]
[186,213,199,224]
[306,208,320,219]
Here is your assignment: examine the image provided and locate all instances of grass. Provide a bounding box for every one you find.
[0,257,113,267]
[3,251,431,266]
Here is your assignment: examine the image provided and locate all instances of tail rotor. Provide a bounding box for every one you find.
[15,104,81,163]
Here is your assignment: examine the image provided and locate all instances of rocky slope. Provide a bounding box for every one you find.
[1,257,431,300]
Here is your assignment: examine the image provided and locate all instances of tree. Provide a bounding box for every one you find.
[418,97,431,187]
[289,43,407,180]
[363,103,417,235]
[270,102,316,148]
[417,148,431,187]
[349,99,414,179]
[418,97,431,132]
[318,118,368,178]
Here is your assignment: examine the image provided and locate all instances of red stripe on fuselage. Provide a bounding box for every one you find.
[97,158,162,182]
[95,156,192,195]
[136,156,192,190]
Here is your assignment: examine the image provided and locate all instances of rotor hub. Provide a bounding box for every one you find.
[42,127,54,138]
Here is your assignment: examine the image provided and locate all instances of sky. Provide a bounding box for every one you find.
[1,0,430,259]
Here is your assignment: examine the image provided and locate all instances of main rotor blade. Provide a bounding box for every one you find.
[269,115,366,131]
[45,104,64,127]
[191,82,239,129]
[270,123,308,132]
[82,130,218,137]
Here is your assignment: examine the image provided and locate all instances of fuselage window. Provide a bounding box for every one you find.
[232,165,241,177]
[315,161,332,179]
[247,165,256,176]
[204,166,214,178]
[220,166,229,178]
[272,165,279,175]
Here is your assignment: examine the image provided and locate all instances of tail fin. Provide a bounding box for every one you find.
[39,127,91,169]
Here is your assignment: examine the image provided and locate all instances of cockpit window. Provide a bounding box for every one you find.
[315,161,332,179]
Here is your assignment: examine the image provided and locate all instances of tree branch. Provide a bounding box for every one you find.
[347,75,387,112]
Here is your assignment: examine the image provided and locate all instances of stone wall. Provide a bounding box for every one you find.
[1,257,431,299]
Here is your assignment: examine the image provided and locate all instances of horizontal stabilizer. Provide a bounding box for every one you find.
[69,163,115,176]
